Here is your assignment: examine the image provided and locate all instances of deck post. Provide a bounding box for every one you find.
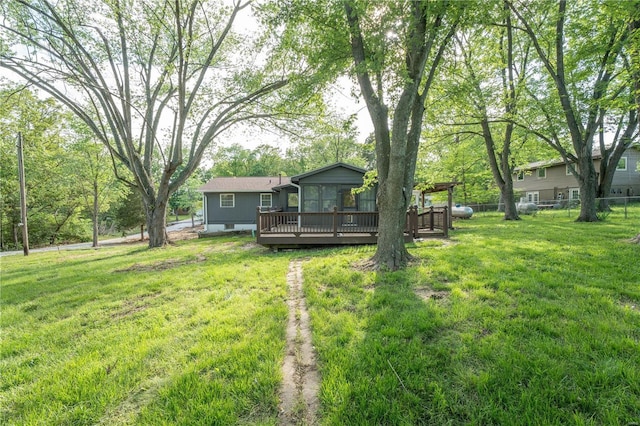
[443,206,449,237]
[411,206,418,238]
[256,207,261,239]
[333,206,338,237]
[447,187,454,229]
[429,206,434,231]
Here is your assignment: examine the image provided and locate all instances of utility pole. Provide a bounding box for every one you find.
[17,132,29,256]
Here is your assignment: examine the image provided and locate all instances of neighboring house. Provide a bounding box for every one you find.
[513,145,640,204]
[199,162,376,233]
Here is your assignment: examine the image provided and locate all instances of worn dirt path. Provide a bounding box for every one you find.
[278,260,320,425]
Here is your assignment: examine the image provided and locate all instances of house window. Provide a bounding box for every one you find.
[516,171,524,181]
[321,185,338,211]
[220,193,235,208]
[526,191,539,203]
[617,157,627,171]
[287,192,298,209]
[566,164,579,175]
[537,168,546,178]
[342,189,356,209]
[260,193,272,208]
[569,188,580,200]
[359,188,376,211]
[303,185,319,212]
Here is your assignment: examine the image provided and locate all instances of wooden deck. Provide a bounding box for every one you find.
[256,206,448,249]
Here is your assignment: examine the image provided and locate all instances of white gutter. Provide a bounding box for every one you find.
[290,182,301,229]
[202,193,207,228]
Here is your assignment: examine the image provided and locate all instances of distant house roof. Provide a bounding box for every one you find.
[198,176,291,193]
[515,143,640,172]
[515,158,565,171]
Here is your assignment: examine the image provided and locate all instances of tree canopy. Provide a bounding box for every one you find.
[2,0,638,256]
[1,0,301,247]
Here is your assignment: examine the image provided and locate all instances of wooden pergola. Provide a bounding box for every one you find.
[414,182,459,229]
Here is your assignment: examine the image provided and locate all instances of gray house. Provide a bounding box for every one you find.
[199,162,375,233]
[514,145,640,204]
[198,176,291,233]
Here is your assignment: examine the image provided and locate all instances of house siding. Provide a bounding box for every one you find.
[515,164,581,202]
[610,149,640,196]
[204,192,268,232]
[514,146,640,202]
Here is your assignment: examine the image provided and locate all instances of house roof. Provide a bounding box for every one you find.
[515,158,565,171]
[290,162,367,183]
[198,176,291,193]
[198,163,368,193]
[515,143,639,172]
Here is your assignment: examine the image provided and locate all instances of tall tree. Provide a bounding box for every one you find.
[629,7,640,243]
[1,0,293,247]
[343,0,462,269]
[0,87,88,248]
[508,0,637,221]
[68,119,124,247]
[595,1,640,211]
[448,1,533,220]
[265,0,462,268]
[270,0,461,269]
[416,134,499,205]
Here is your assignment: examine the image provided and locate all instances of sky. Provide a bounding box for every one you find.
[219,75,374,151]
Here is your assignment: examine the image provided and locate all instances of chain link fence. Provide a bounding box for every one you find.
[464,196,640,221]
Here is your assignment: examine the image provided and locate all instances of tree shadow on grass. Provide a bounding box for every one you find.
[308,263,468,424]
[309,243,640,425]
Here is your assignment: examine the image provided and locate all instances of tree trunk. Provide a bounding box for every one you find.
[372,178,413,270]
[92,180,99,247]
[145,197,169,248]
[486,155,520,221]
[575,156,599,222]
[501,179,520,220]
[596,172,613,213]
[0,209,4,251]
[484,155,520,221]
[13,223,19,248]
[342,0,458,270]
[136,176,172,248]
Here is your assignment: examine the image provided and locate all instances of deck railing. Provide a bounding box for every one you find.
[256,206,448,239]
[415,206,449,236]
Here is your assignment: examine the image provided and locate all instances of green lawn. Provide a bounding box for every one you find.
[1,212,639,425]
[1,237,292,425]
[305,211,640,424]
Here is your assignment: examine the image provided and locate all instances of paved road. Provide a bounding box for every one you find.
[0,219,202,258]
